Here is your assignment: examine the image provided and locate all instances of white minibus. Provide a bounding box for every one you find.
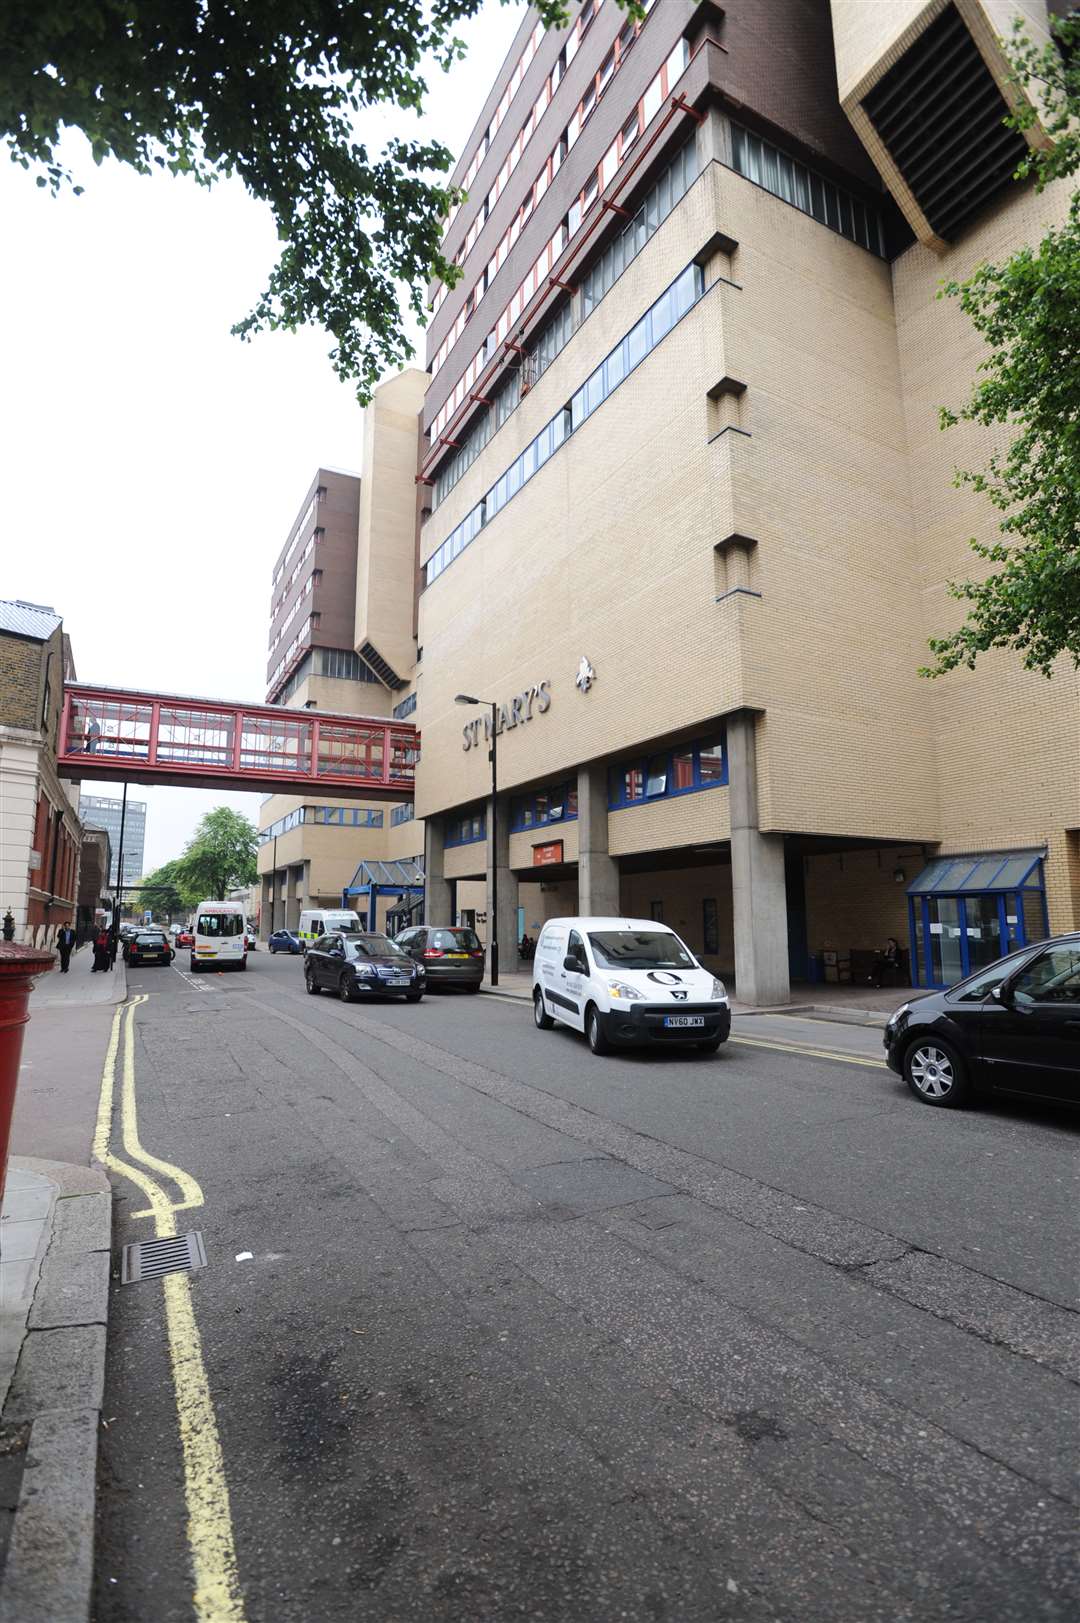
[191,899,248,972]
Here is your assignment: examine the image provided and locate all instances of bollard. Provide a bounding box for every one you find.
[0,943,55,1202]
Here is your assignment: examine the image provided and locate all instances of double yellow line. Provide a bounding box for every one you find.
[95,998,247,1623]
[729,1031,887,1069]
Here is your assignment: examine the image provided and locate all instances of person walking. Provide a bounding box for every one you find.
[92,926,111,973]
[56,920,77,972]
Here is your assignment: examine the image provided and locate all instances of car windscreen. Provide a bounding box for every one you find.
[196,913,244,937]
[347,935,408,959]
[587,930,697,971]
[431,929,481,950]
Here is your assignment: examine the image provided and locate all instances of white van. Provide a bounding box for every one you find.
[297,908,363,952]
[191,899,247,972]
[532,916,730,1055]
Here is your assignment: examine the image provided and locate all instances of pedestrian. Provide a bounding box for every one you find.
[2,910,14,942]
[56,920,77,973]
[871,936,901,989]
[92,925,111,973]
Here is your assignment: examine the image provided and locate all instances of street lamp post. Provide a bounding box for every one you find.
[455,694,500,987]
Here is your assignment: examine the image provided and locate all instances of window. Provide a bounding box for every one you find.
[731,124,884,255]
[446,809,487,846]
[391,803,415,826]
[609,733,728,808]
[1013,945,1080,1005]
[393,692,417,720]
[511,781,578,831]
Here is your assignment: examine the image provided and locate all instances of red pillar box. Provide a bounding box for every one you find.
[0,944,55,1202]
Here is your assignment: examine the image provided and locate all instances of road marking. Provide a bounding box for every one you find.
[171,964,224,993]
[94,999,247,1623]
[729,1032,887,1069]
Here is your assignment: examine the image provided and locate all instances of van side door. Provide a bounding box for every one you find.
[558,929,588,1031]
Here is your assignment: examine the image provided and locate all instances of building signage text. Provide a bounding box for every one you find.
[533,841,564,867]
[462,682,551,751]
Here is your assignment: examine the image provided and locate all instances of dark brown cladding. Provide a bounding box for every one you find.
[266,468,360,686]
[424,0,881,431]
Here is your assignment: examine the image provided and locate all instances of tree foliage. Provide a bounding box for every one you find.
[0,0,574,401]
[134,858,190,918]
[176,807,259,903]
[924,15,1080,679]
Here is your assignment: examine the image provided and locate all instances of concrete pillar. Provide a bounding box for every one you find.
[577,763,620,916]
[486,795,518,974]
[260,874,273,937]
[727,711,790,1006]
[423,816,453,926]
[285,866,300,931]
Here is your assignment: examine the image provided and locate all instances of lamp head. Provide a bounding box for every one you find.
[455,693,480,705]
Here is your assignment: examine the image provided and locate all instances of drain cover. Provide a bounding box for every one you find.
[121,1232,207,1284]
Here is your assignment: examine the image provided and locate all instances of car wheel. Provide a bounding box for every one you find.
[585,1004,610,1055]
[406,991,423,1003]
[466,982,482,993]
[269,946,276,955]
[904,1038,969,1107]
[305,966,320,995]
[339,974,355,1003]
[533,988,554,1030]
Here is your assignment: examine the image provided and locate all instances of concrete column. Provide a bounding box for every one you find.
[727,711,790,1006]
[260,874,273,937]
[423,816,453,926]
[577,763,620,916]
[696,103,730,169]
[486,794,518,973]
[285,865,300,930]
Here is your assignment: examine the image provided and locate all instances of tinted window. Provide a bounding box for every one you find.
[348,935,407,959]
[431,928,481,950]
[588,930,695,970]
[948,944,1034,1003]
[136,934,164,946]
[1013,943,1080,1005]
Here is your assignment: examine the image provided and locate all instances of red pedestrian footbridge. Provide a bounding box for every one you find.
[57,685,418,800]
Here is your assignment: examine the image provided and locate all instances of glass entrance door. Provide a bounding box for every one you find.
[926,896,965,986]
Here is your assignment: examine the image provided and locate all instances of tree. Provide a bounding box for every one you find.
[924,14,1080,680]
[0,0,573,402]
[134,858,191,919]
[177,807,259,903]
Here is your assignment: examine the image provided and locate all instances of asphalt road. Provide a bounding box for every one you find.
[94,948,1079,1622]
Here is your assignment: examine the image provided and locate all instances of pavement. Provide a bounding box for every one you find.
[0,959,121,1623]
[482,968,916,1027]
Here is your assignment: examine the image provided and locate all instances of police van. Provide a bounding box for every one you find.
[532,916,730,1055]
[297,908,363,952]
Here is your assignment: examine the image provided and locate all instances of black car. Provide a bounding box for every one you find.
[884,933,1080,1107]
[305,932,425,1002]
[126,931,175,967]
[268,929,302,955]
[394,926,485,990]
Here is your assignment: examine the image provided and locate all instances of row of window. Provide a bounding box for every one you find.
[510,781,578,832]
[272,490,321,588]
[268,618,315,689]
[445,808,487,846]
[427,29,688,443]
[268,570,319,656]
[432,141,696,511]
[425,261,705,587]
[392,692,418,720]
[270,527,321,618]
[730,125,885,256]
[391,802,416,826]
[259,802,385,843]
[271,646,380,705]
[608,734,727,809]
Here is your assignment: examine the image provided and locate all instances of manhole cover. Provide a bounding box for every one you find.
[121,1232,207,1284]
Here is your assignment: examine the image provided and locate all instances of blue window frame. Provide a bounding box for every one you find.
[393,692,417,720]
[390,803,415,826]
[510,781,578,832]
[445,808,487,847]
[312,806,383,828]
[905,849,1049,988]
[608,733,727,809]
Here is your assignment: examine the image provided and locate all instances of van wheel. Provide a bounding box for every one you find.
[305,966,320,995]
[189,958,198,973]
[698,1036,724,1054]
[533,988,554,1030]
[585,1005,610,1055]
[238,958,247,972]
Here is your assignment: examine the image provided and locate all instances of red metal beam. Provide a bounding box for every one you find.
[57,684,418,803]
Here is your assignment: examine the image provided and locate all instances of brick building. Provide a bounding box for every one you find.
[397,0,1078,996]
[0,600,84,947]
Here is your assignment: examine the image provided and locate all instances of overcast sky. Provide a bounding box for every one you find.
[0,2,522,873]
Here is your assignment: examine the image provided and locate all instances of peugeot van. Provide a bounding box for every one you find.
[191,899,247,972]
[297,908,363,952]
[532,916,730,1055]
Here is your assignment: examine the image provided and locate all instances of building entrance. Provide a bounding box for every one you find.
[906,850,1049,987]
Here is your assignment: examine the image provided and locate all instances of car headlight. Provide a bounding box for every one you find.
[710,978,728,1002]
[608,980,645,1000]
[886,1002,911,1031]
[354,963,375,976]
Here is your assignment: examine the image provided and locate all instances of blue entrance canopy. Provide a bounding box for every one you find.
[906,848,1045,896]
[344,858,424,894]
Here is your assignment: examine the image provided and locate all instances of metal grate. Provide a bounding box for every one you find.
[862,4,1028,242]
[121,1232,207,1284]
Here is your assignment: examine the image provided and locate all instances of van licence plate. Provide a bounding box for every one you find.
[663,1015,705,1029]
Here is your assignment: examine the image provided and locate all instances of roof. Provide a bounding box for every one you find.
[344,858,425,892]
[0,600,61,640]
[907,849,1045,896]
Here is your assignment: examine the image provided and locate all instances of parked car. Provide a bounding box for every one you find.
[268,929,302,955]
[175,928,193,947]
[305,932,424,1002]
[394,926,485,990]
[127,931,175,967]
[532,916,731,1055]
[884,933,1080,1107]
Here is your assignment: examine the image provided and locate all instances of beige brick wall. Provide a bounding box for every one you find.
[509,819,579,871]
[356,368,427,681]
[804,846,923,959]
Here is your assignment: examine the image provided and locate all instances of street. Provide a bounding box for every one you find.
[91,951,1078,1622]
